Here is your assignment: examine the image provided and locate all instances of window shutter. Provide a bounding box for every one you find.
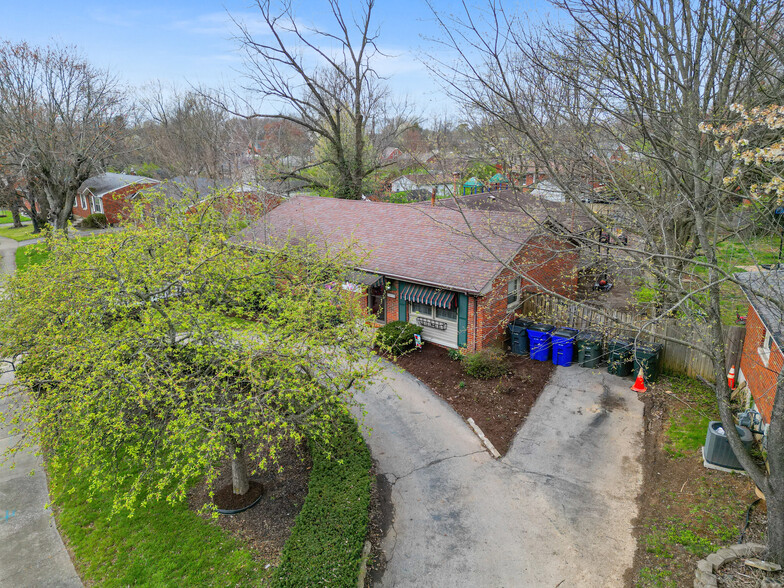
[457,293,468,348]
[398,281,407,321]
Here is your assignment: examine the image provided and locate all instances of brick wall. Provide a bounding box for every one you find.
[739,304,781,424]
[387,280,401,322]
[103,185,144,224]
[72,194,89,219]
[472,235,579,350]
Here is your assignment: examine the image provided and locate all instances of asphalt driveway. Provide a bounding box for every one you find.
[355,363,644,587]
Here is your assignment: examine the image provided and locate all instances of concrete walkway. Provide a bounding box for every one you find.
[0,370,82,587]
[0,238,82,586]
[356,364,644,587]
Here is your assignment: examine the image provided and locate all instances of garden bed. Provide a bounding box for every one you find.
[392,345,555,455]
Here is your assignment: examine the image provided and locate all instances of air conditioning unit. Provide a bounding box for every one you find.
[703,421,753,470]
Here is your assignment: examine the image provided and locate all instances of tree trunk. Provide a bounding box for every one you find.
[230,443,250,496]
[10,203,21,228]
[765,372,784,565]
[766,488,784,565]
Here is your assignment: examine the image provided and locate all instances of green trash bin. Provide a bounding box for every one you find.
[607,337,634,377]
[576,331,603,368]
[634,342,664,382]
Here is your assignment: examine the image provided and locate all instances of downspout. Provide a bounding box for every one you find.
[474,295,478,352]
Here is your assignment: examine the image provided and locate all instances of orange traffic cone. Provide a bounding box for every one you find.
[728,365,736,390]
[631,367,647,393]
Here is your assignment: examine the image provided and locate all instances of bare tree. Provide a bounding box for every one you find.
[428,0,784,563]
[139,84,232,180]
[228,0,412,199]
[0,42,128,231]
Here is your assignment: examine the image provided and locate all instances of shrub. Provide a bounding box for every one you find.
[374,320,422,355]
[462,349,508,379]
[447,347,464,361]
[80,213,108,229]
[273,412,371,587]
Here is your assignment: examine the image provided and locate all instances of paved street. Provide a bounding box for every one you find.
[355,363,644,587]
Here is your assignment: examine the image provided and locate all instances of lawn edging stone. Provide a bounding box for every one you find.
[694,543,765,587]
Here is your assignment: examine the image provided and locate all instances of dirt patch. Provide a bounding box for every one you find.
[365,462,393,586]
[188,440,312,565]
[391,345,555,455]
[629,381,765,587]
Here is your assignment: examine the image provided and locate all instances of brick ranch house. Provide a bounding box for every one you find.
[736,270,784,428]
[234,193,586,351]
[74,173,159,224]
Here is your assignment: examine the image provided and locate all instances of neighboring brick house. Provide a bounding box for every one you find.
[736,271,784,426]
[75,173,159,224]
[234,192,586,351]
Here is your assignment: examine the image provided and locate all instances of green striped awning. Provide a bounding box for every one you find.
[400,284,456,309]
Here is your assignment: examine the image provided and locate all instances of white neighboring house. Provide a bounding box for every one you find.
[391,174,452,197]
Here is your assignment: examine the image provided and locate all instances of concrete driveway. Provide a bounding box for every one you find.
[355,363,644,587]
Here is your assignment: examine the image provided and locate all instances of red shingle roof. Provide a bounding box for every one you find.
[235,195,551,294]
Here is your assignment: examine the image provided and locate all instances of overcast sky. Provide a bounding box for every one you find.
[1,0,556,120]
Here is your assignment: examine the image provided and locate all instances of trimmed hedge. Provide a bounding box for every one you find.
[273,412,372,587]
[80,213,108,229]
[374,320,422,355]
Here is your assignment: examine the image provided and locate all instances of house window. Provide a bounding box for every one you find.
[436,306,458,321]
[507,277,522,309]
[91,193,103,213]
[79,192,88,209]
[759,329,774,367]
[410,302,457,323]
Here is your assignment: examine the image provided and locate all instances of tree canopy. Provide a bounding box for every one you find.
[0,193,378,514]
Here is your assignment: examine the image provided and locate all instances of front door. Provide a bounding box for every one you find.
[369,283,386,323]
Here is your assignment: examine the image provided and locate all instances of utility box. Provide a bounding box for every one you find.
[703,422,753,470]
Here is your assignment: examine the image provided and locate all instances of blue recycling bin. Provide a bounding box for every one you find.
[526,323,554,361]
[551,327,579,367]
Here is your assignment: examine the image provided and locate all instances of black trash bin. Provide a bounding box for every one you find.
[576,331,603,368]
[607,337,634,377]
[508,318,533,356]
[634,342,664,382]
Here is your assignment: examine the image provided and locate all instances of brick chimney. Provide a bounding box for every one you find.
[431,187,437,206]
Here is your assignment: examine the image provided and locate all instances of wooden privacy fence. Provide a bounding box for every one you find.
[518,293,746,382]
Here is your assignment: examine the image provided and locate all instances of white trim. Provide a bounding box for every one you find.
[90,193,104,214]
[758,329,773,367]
[507,277,522,310]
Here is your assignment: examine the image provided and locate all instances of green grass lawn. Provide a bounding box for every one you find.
[15,243,51,270]
[47,406,372,586]
[50,459,271,587]
[0,211,29,224]
[0,224,40,242]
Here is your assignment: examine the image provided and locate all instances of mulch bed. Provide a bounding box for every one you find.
[392,345,555,455]
[187,439,312,565]
[213,480,264,511]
